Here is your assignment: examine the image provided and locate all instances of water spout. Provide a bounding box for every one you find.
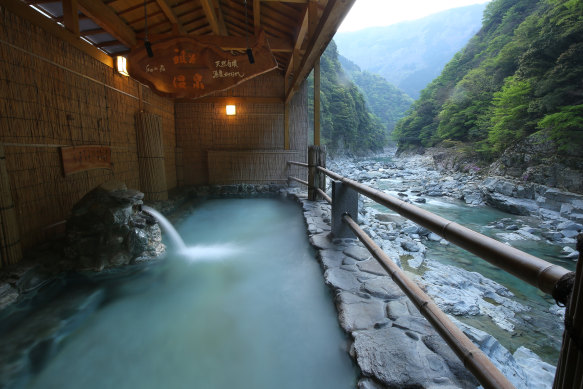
[142,205,186,251]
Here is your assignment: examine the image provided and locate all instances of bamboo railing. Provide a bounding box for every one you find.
[287,148,578,389]
[318,166,570,296]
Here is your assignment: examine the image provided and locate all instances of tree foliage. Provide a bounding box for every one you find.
[393,0,583,157]
[339,55,413,134]
[310,41,387,154]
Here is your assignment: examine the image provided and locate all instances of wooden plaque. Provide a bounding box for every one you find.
[60,146,112,176]
[127,31,278,99]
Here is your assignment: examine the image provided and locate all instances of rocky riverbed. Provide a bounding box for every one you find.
[290,147,581,388]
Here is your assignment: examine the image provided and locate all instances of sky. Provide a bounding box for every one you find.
[338,0,492,32]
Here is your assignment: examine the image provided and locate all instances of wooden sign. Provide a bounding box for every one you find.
[60,146,112,176]
[127,31,278,99]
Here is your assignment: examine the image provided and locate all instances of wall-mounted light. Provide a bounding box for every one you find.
[226,105,236,116]
[116,56,129,76]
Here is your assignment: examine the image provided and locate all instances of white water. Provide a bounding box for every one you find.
[142,205,186,251]
[143,206,241,261]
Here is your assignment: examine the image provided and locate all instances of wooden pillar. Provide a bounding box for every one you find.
[0,144,22,267]
[314,58,321,146]
[308,145,325,201]
[62,0,80,36]
[135,111,168,201]
[553,233,583,388]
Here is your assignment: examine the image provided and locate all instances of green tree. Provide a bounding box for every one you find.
[537,104,583,154]
[488,77,534,152]
[393,0,583,159]
[310,41,387,154]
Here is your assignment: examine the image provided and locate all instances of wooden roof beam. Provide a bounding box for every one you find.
[77,0,137,47]
[200,0,228,36]
[284,7,308,90]
[0,0,113,67]
[62,0,80,36]
[253,0,261,32]
[285,0,356,102]
[155,0,186,34]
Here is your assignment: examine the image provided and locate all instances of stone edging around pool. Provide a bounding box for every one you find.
[283,188,479,389]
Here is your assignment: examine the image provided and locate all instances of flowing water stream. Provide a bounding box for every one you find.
[12,198,356,389]
[373,178,576,365]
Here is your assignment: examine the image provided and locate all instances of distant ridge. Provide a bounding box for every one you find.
[334,3,487,99]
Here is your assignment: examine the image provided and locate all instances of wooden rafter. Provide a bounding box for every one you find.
[285,0,356,102]
[200,0,227,36]
[253,0,261,32]
[78,0,137,47]
[155,0,186,33]
[284,7,308,89]
[62,0,80,36]
[0,0,113,66]
[17,0,345,81]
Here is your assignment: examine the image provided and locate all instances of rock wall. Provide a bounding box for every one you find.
[489,133,583,194]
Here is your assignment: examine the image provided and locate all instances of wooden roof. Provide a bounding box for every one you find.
[9,0,356,101]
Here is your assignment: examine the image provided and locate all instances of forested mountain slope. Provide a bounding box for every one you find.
[339,56,413,134]
[311,40,386,155]
[335,4,486,99]
[394,0,583,159]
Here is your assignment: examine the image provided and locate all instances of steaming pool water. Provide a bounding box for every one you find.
[3,198,357,389]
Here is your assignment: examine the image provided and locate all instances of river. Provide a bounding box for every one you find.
[333,153,577,365]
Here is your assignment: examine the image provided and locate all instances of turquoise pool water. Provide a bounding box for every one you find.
[8,198,356,389]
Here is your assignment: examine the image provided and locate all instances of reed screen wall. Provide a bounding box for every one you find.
[175,72,308,185]
[0,7,176,252]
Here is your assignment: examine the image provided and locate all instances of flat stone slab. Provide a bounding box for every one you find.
[318,249,344,269]
[386,299,412,320]
[353,326,477,388]
[361,277,403,300]
[324,267,361,292]
[344,246,372,261]
[309,232,334,250]
[337,291,387,331]
[356,259,387,276]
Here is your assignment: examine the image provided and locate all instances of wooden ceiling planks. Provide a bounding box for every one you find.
[17,0,355,100]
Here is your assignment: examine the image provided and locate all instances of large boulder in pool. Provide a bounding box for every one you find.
[64,181,165,270]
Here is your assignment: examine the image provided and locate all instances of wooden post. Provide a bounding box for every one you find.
[314,58,321,146]
[308,145,325,201]
[553,233,583,389]
[62,0,80,36]
[135,111,168,201]
[317,145,326,197]
[0,144,22,267]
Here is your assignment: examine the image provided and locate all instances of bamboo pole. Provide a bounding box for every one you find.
[343,214,515,389]
[0,144,23,267]
[319,166,570,296]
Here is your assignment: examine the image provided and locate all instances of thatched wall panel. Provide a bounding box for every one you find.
[175,72,308,185]
[0,7,176,250]
[288,80,309,182]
